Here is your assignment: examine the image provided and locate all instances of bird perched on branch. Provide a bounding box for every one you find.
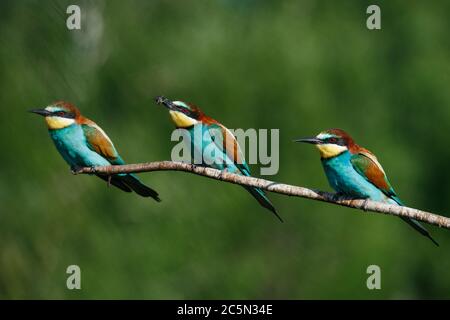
[155,96,281,222]
[295,128,438,246]
[30,101,161,201]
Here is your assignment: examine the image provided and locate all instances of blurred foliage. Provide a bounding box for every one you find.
[0,0,449,299]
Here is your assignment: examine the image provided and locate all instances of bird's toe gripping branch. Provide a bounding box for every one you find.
[89,166,98,175]
[217,167,230,180]
[71,166,97,175]
[328,191,346,202]
[71,166,86,175]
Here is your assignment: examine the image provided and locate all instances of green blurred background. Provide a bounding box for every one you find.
[0,0,449,299]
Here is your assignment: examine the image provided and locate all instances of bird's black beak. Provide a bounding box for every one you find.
[294,137,322,144]
[155,96,176,111]
[29,108,51,117]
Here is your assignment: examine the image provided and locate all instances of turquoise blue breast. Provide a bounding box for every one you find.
[184,124,243,174]
[49,124,110,168]
[321,151,392,203]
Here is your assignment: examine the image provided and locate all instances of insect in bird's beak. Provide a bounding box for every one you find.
[294,137,323,144]
[29,108,51,117]
[155,96,175,110]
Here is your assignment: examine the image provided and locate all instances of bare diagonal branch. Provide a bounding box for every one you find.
[75,161,450,229]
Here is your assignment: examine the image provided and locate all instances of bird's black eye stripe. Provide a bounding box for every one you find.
[326,137,345,145]
[179,108,197,118]
[175,106,190,115]
[327,137,337,144]
[53,111,75,119]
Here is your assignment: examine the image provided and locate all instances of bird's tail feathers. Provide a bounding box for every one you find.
[96,174,132,193]
[244,186,283,222]
[120,174,161,202]
[401,217,439,247]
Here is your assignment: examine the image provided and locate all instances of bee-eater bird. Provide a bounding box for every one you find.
[30,101,161,201]
[155,96,281,222]
[295,128,438,246]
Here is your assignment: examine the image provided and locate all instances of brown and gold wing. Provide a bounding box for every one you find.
[81,121,121,164]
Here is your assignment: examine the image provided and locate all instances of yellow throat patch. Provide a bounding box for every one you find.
[315,143,347,159]
[169,110,198,128]
[45,116,75,130]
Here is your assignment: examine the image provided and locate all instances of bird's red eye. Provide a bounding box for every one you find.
[328,137,337,143]
[56,111,65,117]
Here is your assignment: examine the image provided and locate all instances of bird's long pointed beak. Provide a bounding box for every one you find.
[29,108,51,117]
[294,137,322,144]
[155,96,176,111]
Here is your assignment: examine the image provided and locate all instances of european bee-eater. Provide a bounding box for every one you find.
[295,128,438,246]
[30,101,161,201]
[155,96,281,222]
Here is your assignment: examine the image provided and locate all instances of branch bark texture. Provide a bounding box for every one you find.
[76,161,450,230]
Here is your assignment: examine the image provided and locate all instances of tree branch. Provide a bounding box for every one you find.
[75,161,450,230]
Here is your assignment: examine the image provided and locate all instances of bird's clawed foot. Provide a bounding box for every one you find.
[107,175,112,187]
[179,161,197,171]
[88,166,98,175]
[71,166,83,175]
[331,192,346,201]
[218,168,229,180]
